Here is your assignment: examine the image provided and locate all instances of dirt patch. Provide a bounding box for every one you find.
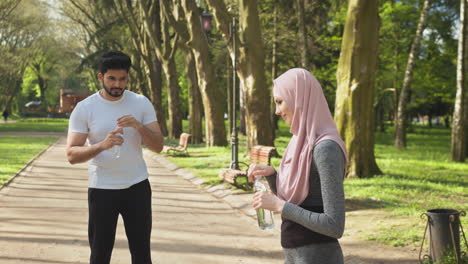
[342,208,420,263]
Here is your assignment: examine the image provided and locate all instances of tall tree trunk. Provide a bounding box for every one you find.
[5,77,24,111]
[271,3,279,137]
[131,54,149,96]
[32,63,47,109]
[465,94,468,152]
[379,104,385,132]
[180,0,227,146]
[239,80,246,136]
[145,50,168,137]
[5,95,14,113]
[160,0,227,146]
[137,0,183,139]
[335,0,382,178]
[394,0,431,149]
[307,0,324,70]
[296,0,308,68]
[180,44,203,144]
[451,0,468,162]
[139,32,168,136]
[38,75,47,108]
[392,0,400,128]
[161,57,182,139]
[374,104,380,132]
[239,0,274,148]
[207,0,275,149]
[114,0,169,136]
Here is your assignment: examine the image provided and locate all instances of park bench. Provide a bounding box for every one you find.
[219,145,276,189]
[162,133,191,156]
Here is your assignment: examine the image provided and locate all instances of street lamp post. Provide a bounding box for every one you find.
[201,11,213,36]
[200,10,239,170]
[229,18,239,170]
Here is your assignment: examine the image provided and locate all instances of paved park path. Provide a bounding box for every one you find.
[0,135,419,263]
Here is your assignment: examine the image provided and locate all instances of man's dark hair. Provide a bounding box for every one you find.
[98,50,132,74]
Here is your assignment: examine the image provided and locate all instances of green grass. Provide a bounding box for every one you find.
[0,118,69,132]
[164,122,468,247]
[349,126,468,247]
[162,121,292,186]
[1,117,466,248]
[0,136,58,185]
[420,247,468,264]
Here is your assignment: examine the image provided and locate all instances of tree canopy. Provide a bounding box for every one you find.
[1,0,465,168]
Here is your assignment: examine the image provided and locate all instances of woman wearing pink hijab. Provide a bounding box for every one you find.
[248,68,348,263]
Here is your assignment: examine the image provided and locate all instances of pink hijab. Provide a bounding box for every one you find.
[273,68,348,205]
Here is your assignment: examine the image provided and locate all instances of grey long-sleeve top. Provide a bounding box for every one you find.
[267,140,346,239]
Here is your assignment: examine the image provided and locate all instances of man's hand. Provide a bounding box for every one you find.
[100,127,124,150]
[117,114,163,153]
[117,114,142,129]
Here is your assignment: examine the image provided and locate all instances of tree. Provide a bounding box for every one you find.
[158,1,205,144]
[176,0,227,146]
[270,2,279,137]
[112,0,173,137]
[452,0,468,162]
[136,0,184,139]
[0,0,21,22]
[62,0,171,136]
[207,0,275,149]
[61,0,135,92]
[29,37,62,109]
[334,0,382,178]
[394,0,431,149]
[411,25,456,128]
[376,1,419,131]
[0,0,47,112]
[296,0,308,68]
[180,42,204,144]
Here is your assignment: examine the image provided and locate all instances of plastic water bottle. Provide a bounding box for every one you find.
[111,128,123,159]
[254,176,274,230]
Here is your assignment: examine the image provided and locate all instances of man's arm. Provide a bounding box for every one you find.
[116,115,164,153]
[66,128,123,164]
[136,121,164,153]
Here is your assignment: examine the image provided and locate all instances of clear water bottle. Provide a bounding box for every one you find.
[111,129,123,159]
[254,176,274,230]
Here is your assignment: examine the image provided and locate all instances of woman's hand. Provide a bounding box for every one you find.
[252,191,286,213]
[247,164,275,183]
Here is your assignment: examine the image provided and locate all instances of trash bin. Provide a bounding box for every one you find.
[419,209,467,263]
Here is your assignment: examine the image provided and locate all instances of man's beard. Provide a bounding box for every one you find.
[102,82,125,98]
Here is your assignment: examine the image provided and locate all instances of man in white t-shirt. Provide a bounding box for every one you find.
[66,50,163,264]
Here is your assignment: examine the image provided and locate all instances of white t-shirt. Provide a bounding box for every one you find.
[68,90,157,189]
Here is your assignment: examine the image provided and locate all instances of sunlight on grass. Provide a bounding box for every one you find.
[0,118,69,132]
[0,136,58,184]
[163,120,291,187]
[349,126,468,247]
[364,222,424,247]
[164,122,467,247]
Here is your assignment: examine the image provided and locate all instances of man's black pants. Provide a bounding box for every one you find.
[88,179,152,264]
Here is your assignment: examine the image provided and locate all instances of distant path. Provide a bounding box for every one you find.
[0,132,66,137]
[0,120,17,124]
[0,137,283,264]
